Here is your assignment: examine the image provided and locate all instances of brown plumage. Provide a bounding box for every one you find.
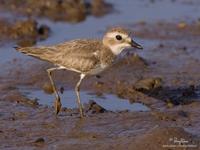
[106,27,131,35]
[15,40,115,74]
[15,27,143,118]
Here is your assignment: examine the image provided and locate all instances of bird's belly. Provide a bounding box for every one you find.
[88,66,107,75]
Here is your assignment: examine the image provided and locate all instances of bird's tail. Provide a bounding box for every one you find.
[14,46,42,56]
[14,46,55,61]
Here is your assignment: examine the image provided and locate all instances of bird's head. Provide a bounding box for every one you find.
[103,27,143,55]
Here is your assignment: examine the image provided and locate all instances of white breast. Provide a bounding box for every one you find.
[88,64,108,75]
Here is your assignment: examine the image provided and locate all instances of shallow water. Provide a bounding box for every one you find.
[21,88,149,112]
[0,0,199,68]
[36,0,200,43]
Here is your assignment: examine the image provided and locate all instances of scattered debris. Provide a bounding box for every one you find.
[134,77,163,91]
[84,100,107,114]
[34,137,45,143]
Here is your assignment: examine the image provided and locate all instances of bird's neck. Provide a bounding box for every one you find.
[102,39,125,55]
[108,44,125,55]
[100,45,117,66]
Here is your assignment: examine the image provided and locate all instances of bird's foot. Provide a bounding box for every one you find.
[54,98,62,115]
[79,105,85,118]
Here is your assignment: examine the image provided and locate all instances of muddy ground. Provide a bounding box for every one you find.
[0,18,50,47]
[0,0,200,150]
[0,0,113,22]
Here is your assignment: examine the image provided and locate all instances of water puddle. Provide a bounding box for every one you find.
[20,88,149,112]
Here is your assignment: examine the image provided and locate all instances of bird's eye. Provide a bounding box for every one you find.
[116,35,122,40]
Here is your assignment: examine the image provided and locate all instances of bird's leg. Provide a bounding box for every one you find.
[75,74,86,118]
[47,68,62,115]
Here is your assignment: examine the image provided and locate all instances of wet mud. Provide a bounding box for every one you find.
[0,19,50,46]
[0,0,113,23]
[0,0,200,150]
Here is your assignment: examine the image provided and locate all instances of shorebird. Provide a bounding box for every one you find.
[15,27,143,118]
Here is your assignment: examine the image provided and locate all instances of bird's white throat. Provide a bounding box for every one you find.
[109,43,130,55]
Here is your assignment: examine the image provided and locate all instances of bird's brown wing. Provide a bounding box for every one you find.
[15,39,102,73]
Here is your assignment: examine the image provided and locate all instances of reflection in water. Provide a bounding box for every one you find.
[21,88,149,112]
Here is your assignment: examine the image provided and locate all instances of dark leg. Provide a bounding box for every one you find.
[75,74,86,118]
[47,68,62,115]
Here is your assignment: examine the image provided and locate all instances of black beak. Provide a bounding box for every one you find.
[131,39,143,49]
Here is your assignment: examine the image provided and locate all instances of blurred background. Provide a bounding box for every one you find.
[0,0,200,149]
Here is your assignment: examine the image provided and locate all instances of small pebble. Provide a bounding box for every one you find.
[34,137,45,143]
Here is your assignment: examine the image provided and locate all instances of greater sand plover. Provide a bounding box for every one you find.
[15,27,143,118]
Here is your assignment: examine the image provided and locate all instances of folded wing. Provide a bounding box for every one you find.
[15,39,102,73]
